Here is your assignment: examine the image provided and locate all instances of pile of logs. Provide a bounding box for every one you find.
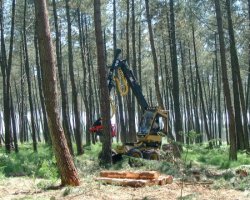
[95,171,173,187]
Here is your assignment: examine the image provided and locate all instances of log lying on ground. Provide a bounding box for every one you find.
[157,175,173,185]
[96,171,173,187]
[100,170,160,179]
[95,177,155,187]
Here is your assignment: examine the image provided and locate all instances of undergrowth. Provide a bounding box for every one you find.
[0,144,58,179]
[1,142,250,191]
[184,144,250,169]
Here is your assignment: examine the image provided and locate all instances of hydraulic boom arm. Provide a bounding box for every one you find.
[108,49,149,110]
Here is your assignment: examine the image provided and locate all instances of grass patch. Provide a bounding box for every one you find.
[0,144,58,179]
[184,144,250,169]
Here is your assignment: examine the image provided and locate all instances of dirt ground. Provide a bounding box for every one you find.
[0,177,250,200]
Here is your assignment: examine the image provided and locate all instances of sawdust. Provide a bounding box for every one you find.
[0,177,249,200]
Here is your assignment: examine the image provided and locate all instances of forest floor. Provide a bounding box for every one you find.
[1,144,250,200]
[0,175,250,200]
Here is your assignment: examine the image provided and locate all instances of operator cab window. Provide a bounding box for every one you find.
[138,111,154,134]
[150,115,160,134]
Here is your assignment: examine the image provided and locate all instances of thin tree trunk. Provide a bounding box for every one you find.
[214,0,237,160]
[188,44,200,142]
[180,42,192,134]
[215,33,222,146]
[10,92,18,153]
[77,11,91,146]
[52,0,73,153]
[23,0,37,152]
[125,0,134,142]
[247,0,250,117]
[145,0,164,109]
[168,0,183,146]
[192,26,212,148]
[94,0,112,164]
[226,0,249,150]
[0,0,15,153]
[130,0,136,141]
[113,0,126,143]
[65,0,83,155]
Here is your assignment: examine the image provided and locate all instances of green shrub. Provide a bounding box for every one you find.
[0,144,58,179]
[220,161,231,169]
[37,160,58,179]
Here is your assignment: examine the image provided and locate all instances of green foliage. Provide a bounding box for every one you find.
[82,143,103,161]
[0,144,58,179]
[182,144,250,191]
[37,160,58,179]
[75,143,103,177]
[36,179,59,190]
[184,145,250,169]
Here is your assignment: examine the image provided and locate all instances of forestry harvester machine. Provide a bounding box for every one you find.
[90,49,169,160]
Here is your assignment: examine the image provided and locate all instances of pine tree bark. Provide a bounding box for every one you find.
[10,92,18,153]
[34,0,80,186]
[192,26,212,148]
[214,0,237,160]
[34,32,51,144]
[23,0,37,152]
[145,0,164,109]
[130,0,137,141]
[126,0,134,142]
[168,0,183,144]
[247,0,250,117]
[77,11,91,146]
[0,0,15,153]
[225,0,249,150]
[247,0,250,139]
[52,0,73,153]
[180,42,192,136]
[113,0,126,143]
[188,45,201,140]
[215,33,222,145]
[65,0,83,155]
[94,0,112,164]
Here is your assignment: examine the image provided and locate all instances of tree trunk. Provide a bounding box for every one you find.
[247,0,250,118]
[65,0,83,155]
[130,0,137,141]
[214,0,237,160]
[113,0,126,143]
[23,0,37,152]
[192,26,212,148]
[188,44,201,141]
[215,33,222,146]
[145,0,164,109]
[10,92,18,153]
[77,11,91,146]
[126,0,134,142]
[52,0,73,154]
[34,31,51,144]
[0,0,14,153]
[94,0,112,165]
[180,42,192,139]
[34,0,80,186]
[168,0,183,145]
[226,0,249,150]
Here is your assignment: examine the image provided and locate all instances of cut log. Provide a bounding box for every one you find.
[100,171,160,180]
[95,177,156,187]
[157,175,173,185]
